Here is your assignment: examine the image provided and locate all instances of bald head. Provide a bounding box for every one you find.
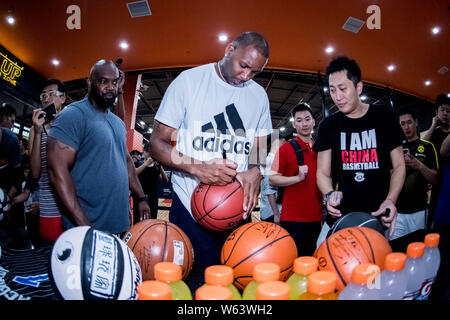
[88,59,120,110]
[90,59,118,80]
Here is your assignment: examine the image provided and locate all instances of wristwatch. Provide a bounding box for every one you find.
[322,190,334,206]
[137,195,148,203]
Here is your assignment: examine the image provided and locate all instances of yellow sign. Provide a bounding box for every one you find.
[0,52,24,86]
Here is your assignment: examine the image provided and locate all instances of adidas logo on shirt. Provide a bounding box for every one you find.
[192,103,251,155]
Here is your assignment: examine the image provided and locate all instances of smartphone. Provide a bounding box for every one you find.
[39,103,56,121]
[403,147,411,159]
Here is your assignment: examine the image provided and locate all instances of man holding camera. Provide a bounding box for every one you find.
[28,79,67,242]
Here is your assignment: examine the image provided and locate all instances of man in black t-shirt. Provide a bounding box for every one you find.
[314,56,406,246]
[390,107,439,251]
[133,143,169,222]
[421,94,449,231]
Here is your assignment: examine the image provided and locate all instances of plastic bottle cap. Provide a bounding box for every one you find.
[205,265,234,286]
[307,271,336,295]
[253,262,280,282]
[293,256,319,275]
[384,252,407,271]
[154,262,182,282]
[256,281,290,300]
[351,263,380,285]
[196,285,232,300]
[137,280,171,300]
[406,242,425,258]
[424,233,440,247]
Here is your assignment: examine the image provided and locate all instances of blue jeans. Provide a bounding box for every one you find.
[169,193,231,292]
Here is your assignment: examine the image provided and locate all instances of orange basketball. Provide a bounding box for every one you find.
[191,181,244,232]
[221,221,297,291]
[314,226,392,291]
[123,219,194,281]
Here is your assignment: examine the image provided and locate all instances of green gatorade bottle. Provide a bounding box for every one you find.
[286,256,319,300]
[204,265,241,300]
[154,262,192,300]
[242,262,280,300]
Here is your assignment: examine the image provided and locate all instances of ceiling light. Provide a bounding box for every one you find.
[387,65,395,71]
[425,80,431,86]
[432,27,440,35]
[119,41,129,50]
[139,120,145,126]
[280,127,286,132]
[289,117,294,122]
[323,87,328,93]
[360,95,367,101]
[51,59,60,66]
[325,46,334,54]
[447,93,450,98]
[148,128,153,133]
[6,16,15,25]
[218,34,228,42]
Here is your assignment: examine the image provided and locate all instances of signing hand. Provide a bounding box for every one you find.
[196,158,238,185]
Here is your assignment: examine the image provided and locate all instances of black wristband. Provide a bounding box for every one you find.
[137,195,148,203]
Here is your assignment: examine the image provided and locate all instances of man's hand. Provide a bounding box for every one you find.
[371,199,397,237]
[26,201,40,214]
[404,156,422,170]
[235,167,262,220]
[139,200,151,221]
[326,191,343,218]
[298,165,308,181]
[32,109,46,133]
[195,158,238,185]
[118,69,125,92]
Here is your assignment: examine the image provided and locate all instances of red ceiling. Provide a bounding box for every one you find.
[0,0,448,101]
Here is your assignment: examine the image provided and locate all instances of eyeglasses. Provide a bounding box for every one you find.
[39,90,64,101]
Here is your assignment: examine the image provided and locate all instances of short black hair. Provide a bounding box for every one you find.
[42,78,67,94]
[325,56,362,87]
[233,31,269,58]
[291,102,313,118]
[435,94,450,109]
[0,103,16,118]
[130,150,141,156]
[398,106,418,121]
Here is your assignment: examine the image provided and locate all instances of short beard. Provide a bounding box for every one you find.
[89,89,116,109]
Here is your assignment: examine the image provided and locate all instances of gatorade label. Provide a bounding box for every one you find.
[402,289,420,300]
[173,240,184,266]
[416,277,435,300]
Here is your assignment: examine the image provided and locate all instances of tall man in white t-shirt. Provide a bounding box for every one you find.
[150,32,272,290]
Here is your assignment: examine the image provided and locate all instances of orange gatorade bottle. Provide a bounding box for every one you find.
[154,262,192,300]
[286,256,319,300]
[204,265,241,300]
[196,285,232,300]
[137,280,171,300]
[298,271,338,300]
[242,262,280,300]
[256,281,290,300]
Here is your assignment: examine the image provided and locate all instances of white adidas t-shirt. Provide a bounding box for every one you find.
[155,63,272,216]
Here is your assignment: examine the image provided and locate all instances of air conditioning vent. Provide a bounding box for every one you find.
[342,16,365,33]
[438,66,448,75]
[127,0,151,18]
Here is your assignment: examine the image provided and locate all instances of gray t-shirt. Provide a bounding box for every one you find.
[49,97,130,234]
